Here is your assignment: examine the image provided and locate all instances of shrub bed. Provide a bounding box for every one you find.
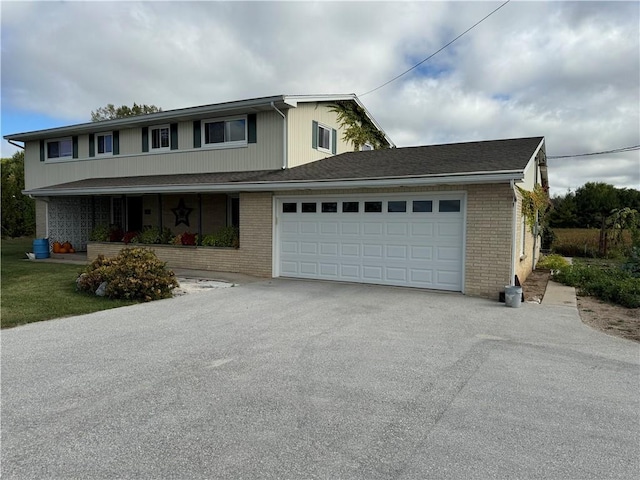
[77,247,179,302]
[556,261,640,308]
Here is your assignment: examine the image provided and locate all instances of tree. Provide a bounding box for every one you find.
[91,103,162,122]
[330,101,389,151]
[548,190,579,228]
[574,182,621,255]
[1,151,35,237]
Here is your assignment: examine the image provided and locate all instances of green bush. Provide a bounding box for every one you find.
[536,254,570,271]
[89,224,111,242]
[201,226,239,248]
[137,226,174,245]
[76,248,179,302]
[556,262,640,308]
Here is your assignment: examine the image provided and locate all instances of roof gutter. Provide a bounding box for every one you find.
[7,139,25,150]
[23,171,525,197]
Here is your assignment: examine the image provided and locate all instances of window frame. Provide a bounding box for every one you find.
[96,131,113,156]
[201,115,248,149]
[149,124,171,151]
[316,122,332,153]
[45,137,73,161]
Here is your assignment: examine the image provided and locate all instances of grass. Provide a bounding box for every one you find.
[1,238,136,328]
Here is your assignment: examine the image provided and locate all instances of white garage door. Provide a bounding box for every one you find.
[275,194,465,291]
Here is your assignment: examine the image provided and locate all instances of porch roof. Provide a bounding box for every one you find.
[24,136,546,196]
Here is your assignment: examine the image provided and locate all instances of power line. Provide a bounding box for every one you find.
[548,145,640,159]
[358,0,512,98]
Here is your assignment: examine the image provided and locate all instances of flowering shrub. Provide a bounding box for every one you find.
[76,248,179,302]
[122,231,139,244]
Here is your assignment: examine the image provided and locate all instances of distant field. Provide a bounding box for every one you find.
[552,228,632,258]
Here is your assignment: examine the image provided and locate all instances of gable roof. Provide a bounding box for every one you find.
[24,137,546,196]
[4,94,394,147]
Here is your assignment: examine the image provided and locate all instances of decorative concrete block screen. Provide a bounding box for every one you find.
[48,197,110,251]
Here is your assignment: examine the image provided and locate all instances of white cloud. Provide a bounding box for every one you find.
[1,0,638,196]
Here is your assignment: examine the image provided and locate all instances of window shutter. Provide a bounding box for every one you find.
[193,121,201,148]
[248,114,257,144]
[40,140,45,162]
[312,121,318,149]
[113,131,120,155]
[89,134,95,157]
[142,127,149,152]
[170,123,178,150]
[72,136,79,158]
[331,129,337,155]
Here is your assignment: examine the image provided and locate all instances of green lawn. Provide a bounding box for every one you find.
[1,238,135,328]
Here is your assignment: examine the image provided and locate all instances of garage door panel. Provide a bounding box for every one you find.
[277,195,463,291]
[386,245,408,259]
[300,222,318,234]
[340,264,360,279]
[319,263,339,277]
[386,267,407,282]
[300,242,318,255]
[363,265,383,280]
[437,246,461,261]
[411,223,433,237]
[281,241,298,254]
[319,243,338,255]
[363,244,383,258]
[341,223,360,235]
[300,263,318,275]
[411,246,432,260]
[410,269,433,284]
[320,222,338,235]
[363,223,383,235]
[386,223,408,236]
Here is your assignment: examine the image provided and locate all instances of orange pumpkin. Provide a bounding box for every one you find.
[62,241,72,251]
[58,247,68,254]
[52,242,61,253]
[69,248,76,254]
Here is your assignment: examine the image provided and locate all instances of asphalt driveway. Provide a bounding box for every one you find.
[2,279,639,479]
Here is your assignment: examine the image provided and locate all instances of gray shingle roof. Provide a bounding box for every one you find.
[26,136,544,195]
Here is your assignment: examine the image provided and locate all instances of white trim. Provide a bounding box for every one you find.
[201,115,248,149]
[25,172,525,197]
[316,122,332,154]
[149,124,171,151]
[95,131,113,157]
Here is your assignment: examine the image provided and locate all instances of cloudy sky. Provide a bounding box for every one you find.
[1,0,638,196]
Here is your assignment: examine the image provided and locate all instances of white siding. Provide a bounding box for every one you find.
[24,111,284,190]
[287,102,355,168]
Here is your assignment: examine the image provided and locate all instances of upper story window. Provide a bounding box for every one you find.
[96,132,113,155]
[312,121,336,155]
[46,138,73,159]
[318,124,331,151]
[202,117,247,147]
[151,125,170,150]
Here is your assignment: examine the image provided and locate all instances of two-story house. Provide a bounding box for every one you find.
[6,94,547,300]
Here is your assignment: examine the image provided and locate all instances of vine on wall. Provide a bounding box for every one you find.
[518,184,550,234]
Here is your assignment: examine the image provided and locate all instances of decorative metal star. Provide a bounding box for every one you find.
[172,198,193,227]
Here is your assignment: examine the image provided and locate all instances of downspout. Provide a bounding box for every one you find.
[510,179,518,287]
[531,155,540,268]
[271,101,287,169]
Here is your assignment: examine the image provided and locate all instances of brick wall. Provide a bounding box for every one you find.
[464,184,514,299]
[87,191,273,277]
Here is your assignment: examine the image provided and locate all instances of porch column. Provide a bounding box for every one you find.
[158,194,163,230]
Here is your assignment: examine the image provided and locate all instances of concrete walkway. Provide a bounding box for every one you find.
[541,280,578,307]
